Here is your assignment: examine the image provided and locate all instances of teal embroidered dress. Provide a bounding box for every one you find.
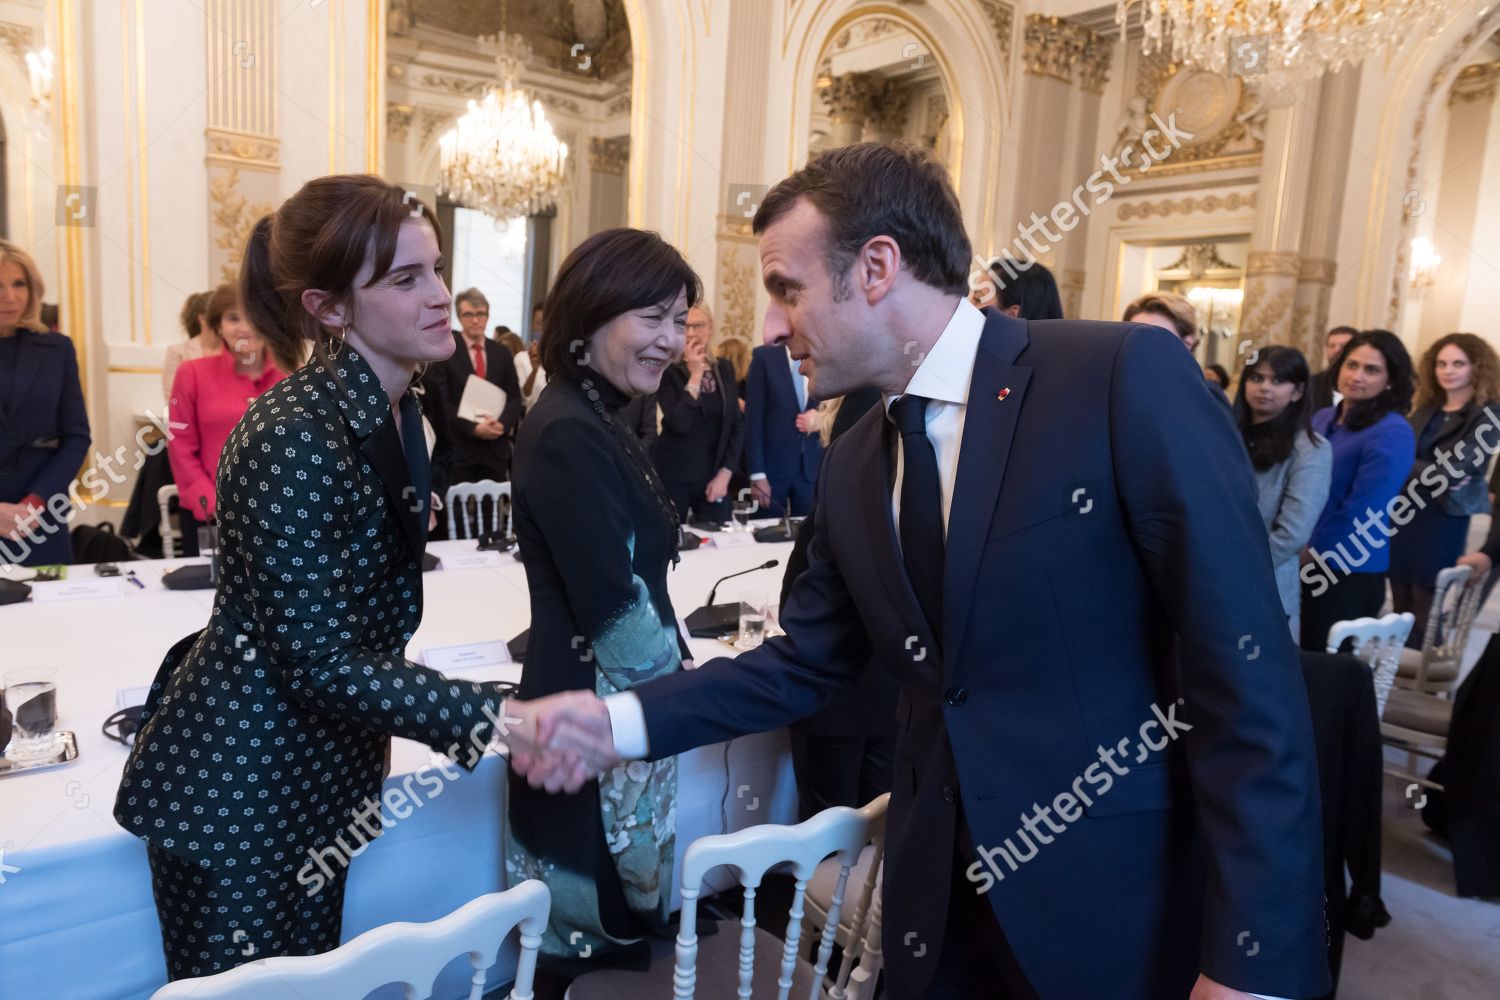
[506,368,688,972]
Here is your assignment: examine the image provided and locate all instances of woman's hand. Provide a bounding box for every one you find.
[685,338,709,379]
[705,469,732,504]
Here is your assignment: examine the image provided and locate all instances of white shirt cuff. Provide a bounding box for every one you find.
[749,472,768,481]
[603,691,649,759]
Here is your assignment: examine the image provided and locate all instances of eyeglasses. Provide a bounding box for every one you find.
[459,310,490,320]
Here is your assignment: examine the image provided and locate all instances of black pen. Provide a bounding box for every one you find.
[125,570,145,590]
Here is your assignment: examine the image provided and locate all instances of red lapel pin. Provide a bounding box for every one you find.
[996,387,1011,401]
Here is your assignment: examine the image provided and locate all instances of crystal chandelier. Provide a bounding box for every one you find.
[1118,0,1453,80]
[437,9,568,221]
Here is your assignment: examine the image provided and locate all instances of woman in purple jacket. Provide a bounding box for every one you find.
[1299,330,1416,651]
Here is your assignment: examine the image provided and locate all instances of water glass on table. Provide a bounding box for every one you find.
[197,524,220,583]
[736,589,768,651]
[3,667,60,761]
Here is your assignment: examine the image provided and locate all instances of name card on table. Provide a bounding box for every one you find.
[117,686,151,710]
[31,578,125,603]
[420,640,513,675]
[437,550,506,571]
[710,531,760,550]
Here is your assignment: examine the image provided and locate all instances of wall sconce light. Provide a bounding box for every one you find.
[1409,236,1441,292]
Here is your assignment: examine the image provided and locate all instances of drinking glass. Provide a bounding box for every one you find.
[197,524,219,583]
[736,590,768,651]
[732,499,755,533]
[3,667,60,760]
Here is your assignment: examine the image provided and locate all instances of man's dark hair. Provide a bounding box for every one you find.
[1327,324,1358,341]
[987,259,1064,320]
[1329,329,1415,431]
[752,142,971,299]
[538,228,701,382]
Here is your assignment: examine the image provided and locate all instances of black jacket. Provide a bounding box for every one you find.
[1405,399,1499,517]
[651,359,743,487]
[437,332,524,479]
[114,347,508,875]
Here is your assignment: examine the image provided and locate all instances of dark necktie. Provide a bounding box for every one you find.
[890,394,945,641]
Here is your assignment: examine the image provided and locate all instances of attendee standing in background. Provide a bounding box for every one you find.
[745,340,821,517]
[437,287,523,485]
[521,300,549,409]
[162,290,217,399]
[652,303,742,523]
[1300,330,1416,651]
[1389,333,1500,641]
[970,258,1065,320]
[1310,326,1358,412]
[0,239,90,567]
[115,176,512,982]
[1234,346,1331,632]
[166,284,284,555]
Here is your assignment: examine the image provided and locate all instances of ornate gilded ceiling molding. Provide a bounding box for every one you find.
[973,0,1014,67]
[1449,62,1500,106]
[1116,191,1256,221]
[1023,14,1109,93]
[1133,51,1265,165]
[387,102,415,142]
[588,135,630,175]
[1245,250,1301,279]
[0,21,34,61]
[204,127,281,171]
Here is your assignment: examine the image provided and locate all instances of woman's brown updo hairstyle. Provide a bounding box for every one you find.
[240,174,443,375]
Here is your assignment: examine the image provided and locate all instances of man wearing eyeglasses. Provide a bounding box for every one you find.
[439,288,523,487]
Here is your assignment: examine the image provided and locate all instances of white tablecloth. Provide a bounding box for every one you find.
[0,535,797,1000]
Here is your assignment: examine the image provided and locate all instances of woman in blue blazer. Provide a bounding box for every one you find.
[1300,330,1417,651]
[0,239,90,566]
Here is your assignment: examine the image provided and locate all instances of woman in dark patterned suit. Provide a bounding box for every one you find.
[505,229,698,979]
[113,176,513,981]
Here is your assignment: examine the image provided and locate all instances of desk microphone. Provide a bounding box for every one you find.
[687,559,780,638]
[705,559,780,607]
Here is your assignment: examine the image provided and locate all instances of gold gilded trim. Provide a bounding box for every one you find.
[119,0,138,344]
[205,126,282,170]
[56,0,88,406]
[366,0,384,174]
[135,0,152,344]
[107,364,164,374]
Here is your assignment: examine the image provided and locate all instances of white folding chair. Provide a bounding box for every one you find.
[1326,612,1414,719]
[1395,565,1487,695]
[565,804,882,1000]
[150,881,549,1000]
[157,484,181,559]
[799,794,888,1000]
[446,480,511,540]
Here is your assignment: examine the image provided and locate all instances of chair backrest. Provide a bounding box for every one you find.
[156,484,180,559]
[149,881,549,1000]
[446,480,511,540]
[1412,565,1486,693]
[673,795,888,1000]
[1327,612,1415,718]
[822,795,888,1000]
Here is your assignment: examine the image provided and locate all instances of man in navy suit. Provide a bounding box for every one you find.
[509,144,1328,1000]
[745,342,821,516]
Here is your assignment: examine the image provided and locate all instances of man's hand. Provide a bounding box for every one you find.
[0,502,27,538]
[750,479,773,509]
[473,417,505,440]
[794,408,821,434]
[504,691,620,793]
[1189,974,1256,1000]
[1458,551,1493,577]
[705,469,732,504]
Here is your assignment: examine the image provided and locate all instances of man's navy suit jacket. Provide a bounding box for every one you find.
[745,344,822,485]
[633,312,1330,999]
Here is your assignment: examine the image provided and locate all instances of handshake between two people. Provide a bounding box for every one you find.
[498,691,621,794]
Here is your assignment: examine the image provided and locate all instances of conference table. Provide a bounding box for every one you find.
[0,530,798,1000]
